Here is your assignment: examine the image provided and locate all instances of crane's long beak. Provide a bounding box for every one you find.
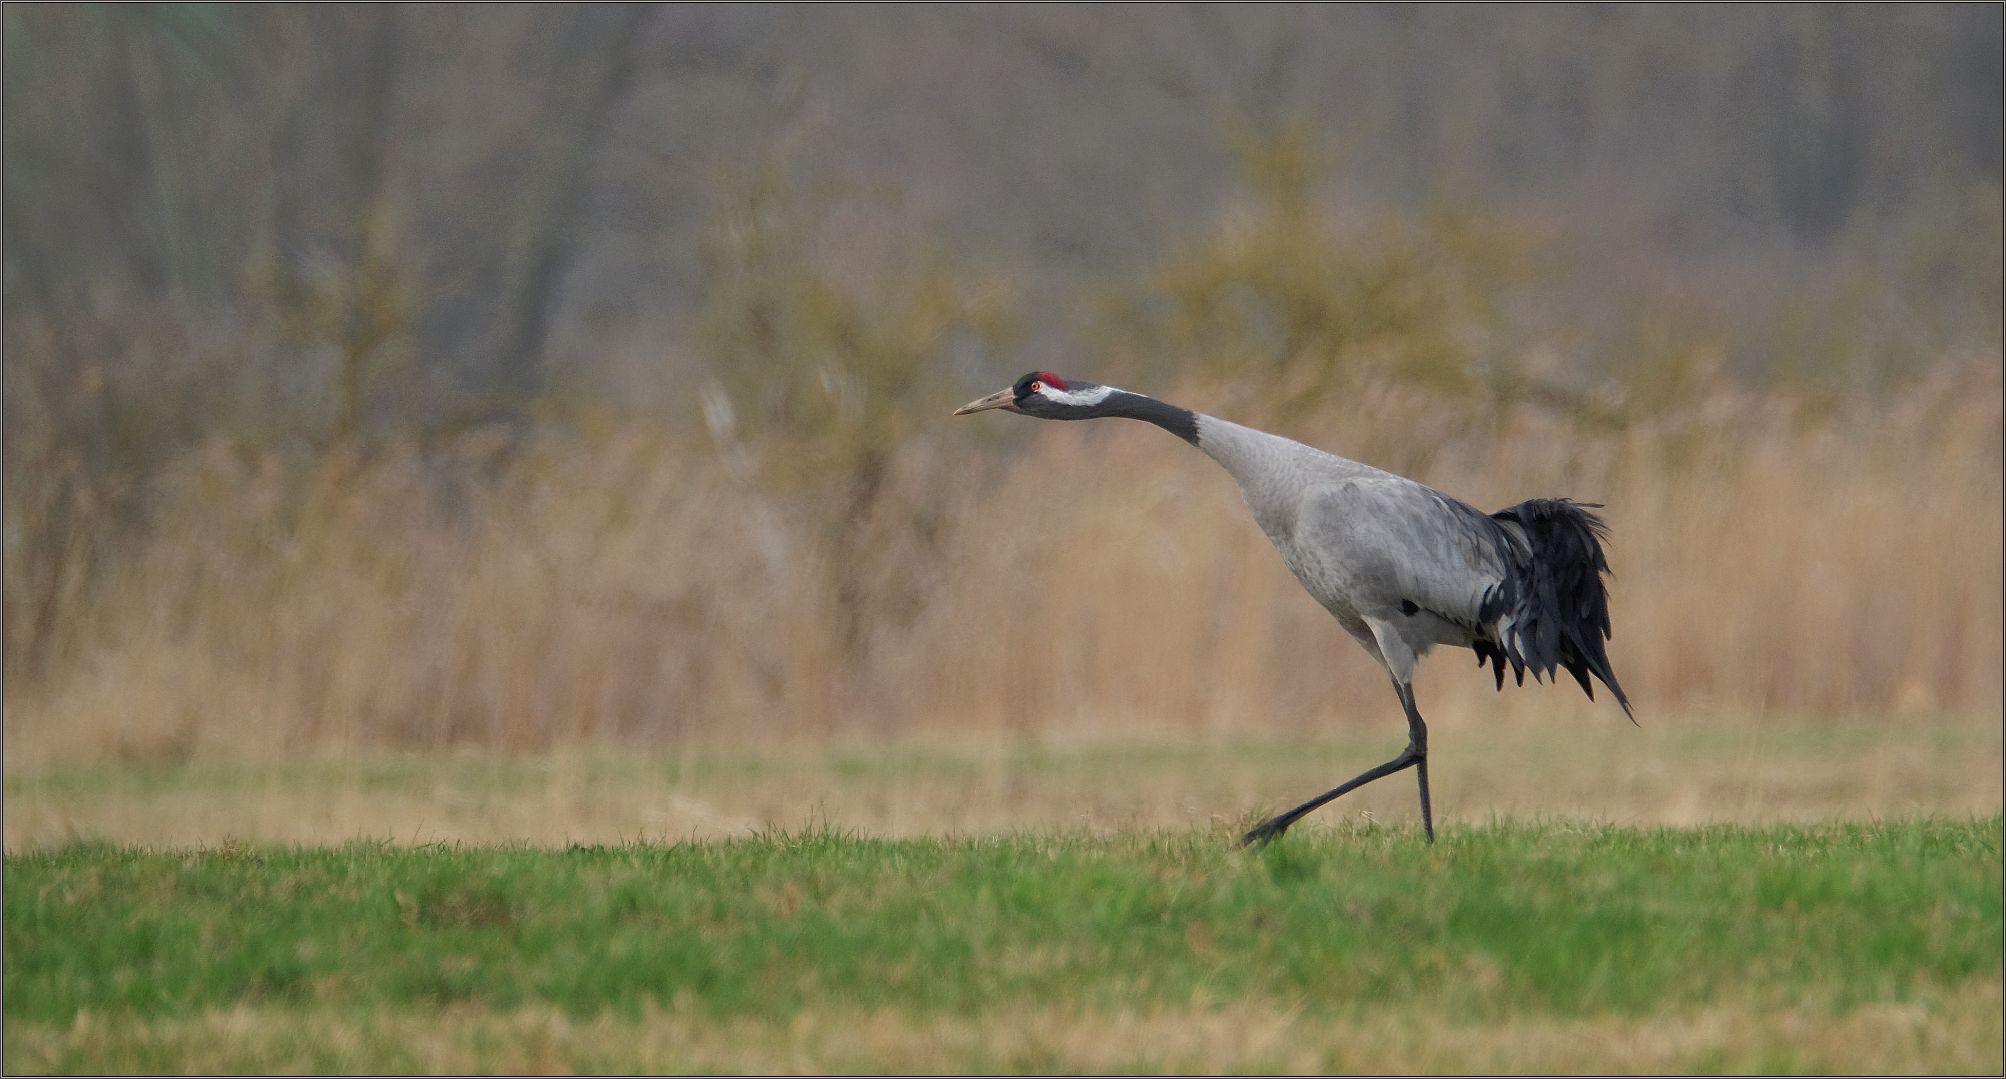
[952,388,1021,416]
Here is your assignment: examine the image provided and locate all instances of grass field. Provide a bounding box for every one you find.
[5,819,2000,1073]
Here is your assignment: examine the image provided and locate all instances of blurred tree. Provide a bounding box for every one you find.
[2,3,1999,692]
[491,3,660,412]
[695,163,1014,657]
[1118,120,1549,423]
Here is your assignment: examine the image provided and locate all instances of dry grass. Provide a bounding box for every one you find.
[3,362,1999,765]
[8,981,1998,1074]
[7,712,1997,850]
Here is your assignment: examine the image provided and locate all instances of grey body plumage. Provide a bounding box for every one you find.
[955,373,1632,844]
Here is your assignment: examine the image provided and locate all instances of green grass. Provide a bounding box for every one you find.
[5,820,2001,1073]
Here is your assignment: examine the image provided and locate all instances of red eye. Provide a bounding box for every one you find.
[1028,380,1044,394]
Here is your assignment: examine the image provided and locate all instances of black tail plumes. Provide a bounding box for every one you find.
[1473,498,1634,720]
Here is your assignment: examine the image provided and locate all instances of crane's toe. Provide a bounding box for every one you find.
[1238,816,1292,849]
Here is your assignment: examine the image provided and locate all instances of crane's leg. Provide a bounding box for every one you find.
[1397,681,1434,843]
[1241,622,1434,848]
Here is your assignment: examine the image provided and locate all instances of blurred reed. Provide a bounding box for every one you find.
[4,357,1996,766]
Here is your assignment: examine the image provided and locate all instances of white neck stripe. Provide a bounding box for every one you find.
[1040,383,1118,407]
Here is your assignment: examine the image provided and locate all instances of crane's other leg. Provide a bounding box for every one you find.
[1237,739,1422,847]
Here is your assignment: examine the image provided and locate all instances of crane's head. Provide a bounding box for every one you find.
[951,371,1119,420]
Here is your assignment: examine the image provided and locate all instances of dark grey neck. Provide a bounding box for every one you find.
[1102,391,1200,445]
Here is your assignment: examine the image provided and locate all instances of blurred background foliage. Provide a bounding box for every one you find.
[2,5,1999,760]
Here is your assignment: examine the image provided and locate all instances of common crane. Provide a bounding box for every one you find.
[955,371,1632,845]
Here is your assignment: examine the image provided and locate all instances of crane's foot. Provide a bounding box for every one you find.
[1238,815,1294,849]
